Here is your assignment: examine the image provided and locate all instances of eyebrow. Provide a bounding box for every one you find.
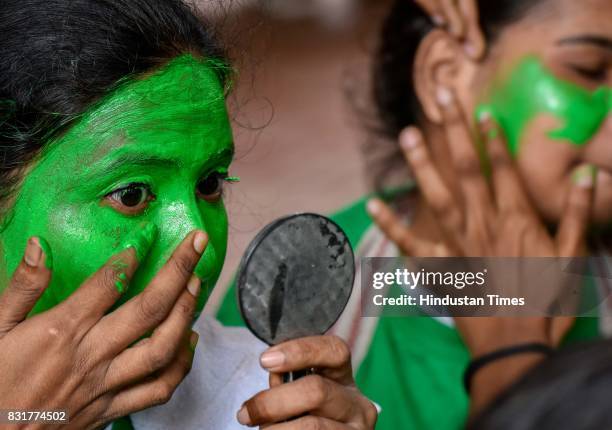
[103,148,234,172]
[101,153,177,172]
[72,154,176,189]
[77,147,234,186]
[557,35,612,51]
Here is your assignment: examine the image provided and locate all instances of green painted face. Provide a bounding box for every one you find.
[477,56,612,154]
[0,55,234,318]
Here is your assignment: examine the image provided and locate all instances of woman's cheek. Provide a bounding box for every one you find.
[32,204,123,313]
[516,115,581,222]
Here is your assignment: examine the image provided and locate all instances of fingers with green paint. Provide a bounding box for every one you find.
[114,223,159,292]
[91,230,206,387]
[56,223,158,327]
[97,230,207,352]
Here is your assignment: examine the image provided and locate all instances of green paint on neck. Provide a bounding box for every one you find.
[477,56,612,154]
[0,54,234,317]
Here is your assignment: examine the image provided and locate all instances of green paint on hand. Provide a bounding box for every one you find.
[120,223,159,262]
[115,270,129,293]
[476,57,612,155]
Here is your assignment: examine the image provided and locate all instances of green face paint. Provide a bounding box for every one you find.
[0,55,234,319]
[477,56,612,154]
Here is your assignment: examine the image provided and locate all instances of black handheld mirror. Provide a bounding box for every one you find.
[237,213,355,382]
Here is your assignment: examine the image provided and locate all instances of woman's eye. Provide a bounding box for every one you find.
[569,64,608,82]
[104,184,154,215]
[196,172,226,202]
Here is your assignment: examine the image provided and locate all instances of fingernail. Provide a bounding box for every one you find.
[193,231,207,254]
[37,237,53,270]
[436,87,453,106]
[120,223,158,262]
[187,275,201,297]
[464,42,477,58]
[260,350,285,369]
[432,14,445,26]
[189,331,199,353]
[400,129,420,151]
[24,237,42,268]
[236,405,251,426]
[572,165,597,188]
[367,199,382,216]
[478,109,491,124]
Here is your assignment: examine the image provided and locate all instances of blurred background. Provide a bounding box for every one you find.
[198,0,394,313]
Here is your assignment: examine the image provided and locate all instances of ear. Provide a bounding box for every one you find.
[413,28,477,124]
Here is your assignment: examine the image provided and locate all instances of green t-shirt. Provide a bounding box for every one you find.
[216,195,601,430]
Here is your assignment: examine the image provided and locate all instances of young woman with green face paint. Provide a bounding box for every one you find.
[255,0,612,428]
[0,1,376,429]
[0,54,233,318]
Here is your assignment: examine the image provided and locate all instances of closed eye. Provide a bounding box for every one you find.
[568,64,608,82]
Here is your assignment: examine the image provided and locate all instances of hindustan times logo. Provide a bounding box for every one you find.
[372,268,487,290]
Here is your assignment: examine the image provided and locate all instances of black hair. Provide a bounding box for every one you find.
[0,0,228,211]
[469,339,612,430]
[368,0,543,190]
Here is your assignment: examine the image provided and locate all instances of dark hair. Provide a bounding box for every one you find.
[0,0,228,211]
[469,339,612,430]
[368,0,542,190]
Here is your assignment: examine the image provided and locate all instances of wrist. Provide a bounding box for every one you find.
[469,353,546,415]
[462,319,551,357]
[469,334,551,358]
[465,342,554,415]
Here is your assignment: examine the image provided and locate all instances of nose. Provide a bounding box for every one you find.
[163,199,206,243]
[159,194,229,286]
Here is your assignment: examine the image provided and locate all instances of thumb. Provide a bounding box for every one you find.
[0,237,52,336]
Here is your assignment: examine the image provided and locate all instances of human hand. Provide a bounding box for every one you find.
[367,90,595,350]
[0,225,208,429]
[237,336,377,429]
[366,89,595,411]
[414,0,485,58]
